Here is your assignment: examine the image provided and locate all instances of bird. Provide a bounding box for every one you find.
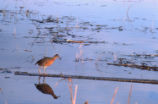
[35,54,61,74]
[35,83,59,99]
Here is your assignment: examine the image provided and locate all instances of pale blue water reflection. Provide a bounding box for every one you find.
[0,0,158,103]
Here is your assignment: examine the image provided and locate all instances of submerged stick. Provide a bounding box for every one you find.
[14,71,158,84]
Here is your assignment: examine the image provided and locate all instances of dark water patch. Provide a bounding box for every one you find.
[31,16,70,24]
[1,70,12,73]
[31,16,136,36]
[31,19,44,23]
[100,4,106,7]
[61,16,76,22]
[75,57,108,62]
[0,48,8,51]
[4,76,10,79]
[10,66,22,70]
[24,36,46,39]
[24,49,32,52]
[0,68,12,73]
[112,42,130,46]
[80,22,93,27]
[0,67,7,71]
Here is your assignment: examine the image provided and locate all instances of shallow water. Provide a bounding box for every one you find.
[1,76,158,104]
[0,0,158,103]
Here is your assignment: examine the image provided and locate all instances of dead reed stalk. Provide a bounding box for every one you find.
[128,84,133,104]
[110,87,119,104]
[68,78,78,104]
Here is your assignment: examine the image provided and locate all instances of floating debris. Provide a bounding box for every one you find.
[107,63,158,71]
[0,67,8,71]
[31,16,61,24]
[45,16,59,23]
[0,69,12,73]
[24,49,32,52]
[118,26,123,31]
[67,40,84,43]
[31,19,44,23]
[24,36,46,38]
[52,39,107,44]
[107,57,158,71]
[126,53,158,58]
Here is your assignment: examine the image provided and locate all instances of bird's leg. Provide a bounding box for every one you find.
[38,67,41,74]
[43,66,47,75]
[43,77,46,83]
[38,76,41,84]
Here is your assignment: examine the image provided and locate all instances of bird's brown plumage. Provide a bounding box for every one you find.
[35,54,61,74]
[36,54,60,67]
[36,57,55,66]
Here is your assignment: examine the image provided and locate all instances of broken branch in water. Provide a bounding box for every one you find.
[14,71,158,84]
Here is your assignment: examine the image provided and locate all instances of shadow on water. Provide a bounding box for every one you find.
[34,76,60,99]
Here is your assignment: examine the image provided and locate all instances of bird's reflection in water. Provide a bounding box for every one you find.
[35,76,59,99]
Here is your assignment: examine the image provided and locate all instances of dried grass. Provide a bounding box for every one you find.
[128,84,133,104]
[68,78,78,104]
[110,87,119,104]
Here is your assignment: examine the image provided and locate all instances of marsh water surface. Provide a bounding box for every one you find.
[0,0,158,104]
